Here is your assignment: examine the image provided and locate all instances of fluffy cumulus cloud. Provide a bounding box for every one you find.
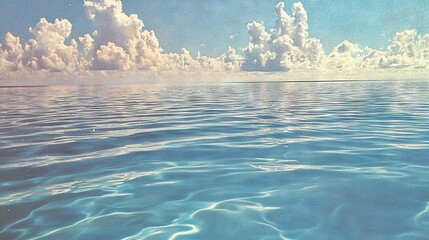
[83,0,238,71]
[383,30,429,69]
[324,40,363,70]
[1,0,429,80]
[0,33,24,72]
[242,2,324,71]
[324,30,429,72]
[83,0,164,70]
[0,0,238,75]
[240,2,429,73]
[23,18,79,72]
[0,18,80,73]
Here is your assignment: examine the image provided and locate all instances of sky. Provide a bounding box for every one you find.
[1,0,429,81]
[1,0,429,56]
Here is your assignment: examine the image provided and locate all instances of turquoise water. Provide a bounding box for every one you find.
[0,81,429,240]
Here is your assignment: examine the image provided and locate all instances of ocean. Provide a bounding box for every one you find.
[1,80,429,239]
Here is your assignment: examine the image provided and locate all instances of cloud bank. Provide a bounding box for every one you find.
[1,0,429,81]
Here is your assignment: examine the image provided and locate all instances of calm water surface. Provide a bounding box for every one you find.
[0,81,429,239]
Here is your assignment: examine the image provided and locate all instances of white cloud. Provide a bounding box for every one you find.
[83,0,165,70]
[82,0,238,71]
[77,34,95,70]
[0,33,24,72]
[242,2,324,72]
[383,30,429,69]
[241,1,429,75]
[22,18,79,72]
[222,46,244,71]
[323,30,429,71]
[324,40,363,70]
[93,42,130,70]
[1,0,429,81]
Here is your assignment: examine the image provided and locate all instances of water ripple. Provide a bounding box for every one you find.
[1,81,429,239]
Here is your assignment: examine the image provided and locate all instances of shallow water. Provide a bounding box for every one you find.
[0,81,429,240]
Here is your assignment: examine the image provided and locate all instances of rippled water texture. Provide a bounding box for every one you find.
[1,81,429,239]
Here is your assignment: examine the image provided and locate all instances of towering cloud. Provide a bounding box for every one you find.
[83,0,166,70]
[22,18,79,72]
[77,34,95,70]
[242,2,324,71]
[383,30,429,69]
[83,0,237,71]
[0,33,24,72]
[240,1,429,74]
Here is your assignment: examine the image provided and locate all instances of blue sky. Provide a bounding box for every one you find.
[1,0,429,56]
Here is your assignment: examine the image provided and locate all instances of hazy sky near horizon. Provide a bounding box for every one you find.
[1,0,429,56]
